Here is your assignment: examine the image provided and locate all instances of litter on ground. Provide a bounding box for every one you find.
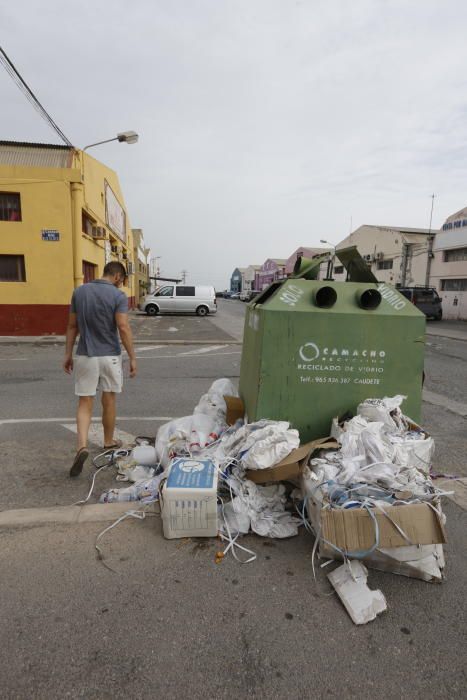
[79,380,451,626]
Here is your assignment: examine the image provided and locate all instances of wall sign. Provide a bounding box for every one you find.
[104,180,126,243]
[41,229,60,241]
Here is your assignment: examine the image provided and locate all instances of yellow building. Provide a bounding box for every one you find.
[132,228,151,306]
[0,141,136,335]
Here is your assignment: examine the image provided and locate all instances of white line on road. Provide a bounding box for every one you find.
[133,345,164,353]
[135,351,241,360]
[177,345,229,356]
[0,416,173,426]
[62,424,136,447]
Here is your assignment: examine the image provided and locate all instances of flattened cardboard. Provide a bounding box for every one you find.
[224,395,245,426]
[245,437,339,484]
[321,502,446,551]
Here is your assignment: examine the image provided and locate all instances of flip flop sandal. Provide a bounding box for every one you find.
[69,447,89,478]
[103,439,123,451]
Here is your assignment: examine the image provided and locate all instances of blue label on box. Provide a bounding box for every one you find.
[167,459,216,489]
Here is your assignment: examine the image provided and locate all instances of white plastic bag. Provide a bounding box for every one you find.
[155,416,193,467]
[357,396,407,433]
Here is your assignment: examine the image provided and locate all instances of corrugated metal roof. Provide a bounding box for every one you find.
[0,141,74,168]
[362,225,435,235]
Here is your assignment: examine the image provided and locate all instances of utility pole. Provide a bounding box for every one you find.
[425,193,436,287]
[181,269,188,284]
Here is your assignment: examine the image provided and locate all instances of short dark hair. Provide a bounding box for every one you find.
[103,261,127,277]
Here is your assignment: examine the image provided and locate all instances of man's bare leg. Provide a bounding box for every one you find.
[70,395,93,477]
[102,391,117,447]
[77,395,94,450]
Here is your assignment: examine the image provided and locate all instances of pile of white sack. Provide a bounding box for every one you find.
[155,378,239,467]
[152,380,302,538]
[304,395,436,508]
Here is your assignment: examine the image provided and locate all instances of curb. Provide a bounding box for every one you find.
[0,480,465,528]
[0,501,157,528]
[426,329,467,343]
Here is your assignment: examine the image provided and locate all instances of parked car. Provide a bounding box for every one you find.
[398,286,442,320]
[240,289,260,302]
[230,292,241,300]
[140,284,217,316]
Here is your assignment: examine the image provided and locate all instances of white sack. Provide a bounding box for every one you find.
[155,416,193,467]
[241,423,300,471]
[357,395,407,433]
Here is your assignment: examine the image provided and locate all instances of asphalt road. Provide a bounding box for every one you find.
[0,499,465,699]
[0,302,466,510]
[0,302,466,698]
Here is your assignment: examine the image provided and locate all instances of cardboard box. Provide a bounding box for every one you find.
[320,502,446,551]
[224,395,245,426]
[245,437,339,484]
[302,440,447,581]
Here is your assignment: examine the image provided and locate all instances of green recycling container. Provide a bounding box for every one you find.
[239,250,425,441]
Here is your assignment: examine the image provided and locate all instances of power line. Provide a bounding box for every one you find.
[0,46,73,147]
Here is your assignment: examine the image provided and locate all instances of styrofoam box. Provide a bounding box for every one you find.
[161,458,218,539]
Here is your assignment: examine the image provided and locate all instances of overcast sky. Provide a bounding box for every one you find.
[2,1,467,289]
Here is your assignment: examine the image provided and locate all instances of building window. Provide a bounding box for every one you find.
[82,210,96,236]
[82,260,97,283]
[443,247,467,263]
[334,265,344,274]
[0,254,26,281]
[0,193,22,222]
[377,260,393,270]
[441,279,467,292]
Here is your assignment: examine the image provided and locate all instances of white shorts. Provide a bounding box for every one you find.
[74,355,123,396]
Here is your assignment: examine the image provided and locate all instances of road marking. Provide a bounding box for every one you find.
[0,358,28,361]
[133,345,164,353]
[0,416,173,426]
[62,424,137,446]
[423,389,467,417]
[135,351,241,360]
[177,345,228,356]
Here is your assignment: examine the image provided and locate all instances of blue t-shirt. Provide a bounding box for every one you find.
[70,280,128,357]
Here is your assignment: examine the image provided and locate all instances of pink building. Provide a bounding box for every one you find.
[255,258,287,290]
[285,246,330,276]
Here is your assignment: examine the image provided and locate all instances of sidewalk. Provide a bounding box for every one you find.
[0,311,240,345]
[426,320,467,342]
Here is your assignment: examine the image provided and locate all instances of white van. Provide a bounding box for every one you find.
[140,284,217,316]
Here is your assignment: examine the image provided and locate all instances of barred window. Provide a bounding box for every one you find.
[0,193,21,221]
[441,279,467,291]
[443,248,467,263]
[377,260,393,270]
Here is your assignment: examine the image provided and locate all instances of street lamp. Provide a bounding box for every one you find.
[150,256,162,291]
[83,131,139,151]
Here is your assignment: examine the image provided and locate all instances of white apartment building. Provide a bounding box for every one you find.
[430,207,467,320]
[334,224,436,287]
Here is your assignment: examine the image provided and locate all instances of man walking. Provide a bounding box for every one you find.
[63,261,137,477]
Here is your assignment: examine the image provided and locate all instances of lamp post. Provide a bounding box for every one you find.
[150,256,162,291]
[83,131,139,151]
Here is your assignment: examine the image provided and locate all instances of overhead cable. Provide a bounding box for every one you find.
[0,46,73,147]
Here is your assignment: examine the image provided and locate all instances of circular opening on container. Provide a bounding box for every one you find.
[358,288,382,310]
[314,286,337,308]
